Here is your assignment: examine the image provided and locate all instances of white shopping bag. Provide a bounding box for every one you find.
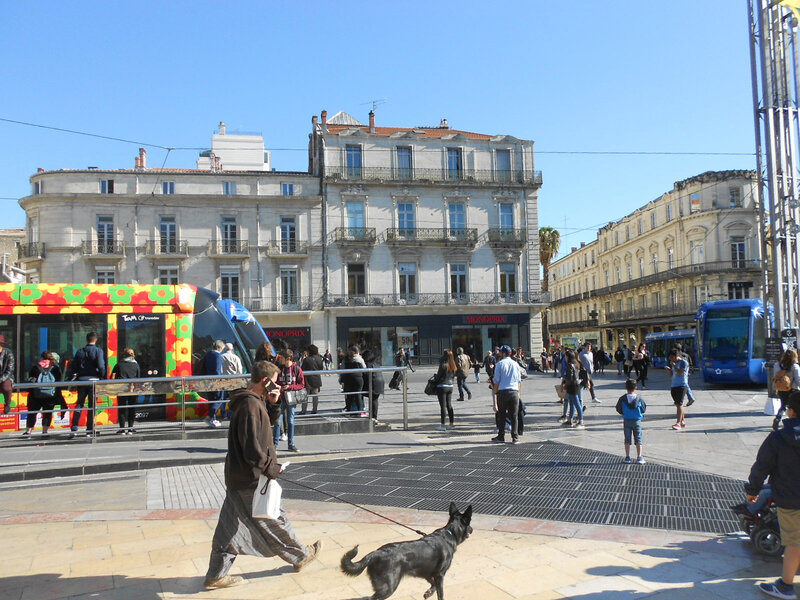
[252,475,282,519]
[764,397,782,416]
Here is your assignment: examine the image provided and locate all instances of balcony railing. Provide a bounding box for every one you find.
[383,228,478,247]
[265,240,309,256]
[18,242,45,260]
[207,240,250,256]
[550,318,600,331]
[144,238,189,257]
[325,291,549,308]
[487,228,527,248]
[244,296,319,312]
[332,227,377,244]
[81,239,124,256]
[551,291,595,307]
[324,166,542,186]
[605,302,698,323]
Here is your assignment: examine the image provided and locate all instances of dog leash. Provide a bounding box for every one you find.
[280,475,427,537]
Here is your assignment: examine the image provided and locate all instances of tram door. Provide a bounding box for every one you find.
[117,315,166,420]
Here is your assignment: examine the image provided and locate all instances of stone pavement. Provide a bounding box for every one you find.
[0,365,788,599]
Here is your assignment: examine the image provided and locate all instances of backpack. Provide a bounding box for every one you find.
[36,368,56,397]
[773,369,792,392]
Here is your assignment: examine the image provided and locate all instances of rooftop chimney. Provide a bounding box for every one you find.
[37,168,45,173]
[571,247,577,253]
[312,115,318,128]
[214,155,221,171]
[440,118,449,129]
[580,242,586,248]
[138,148,147,169]
[219,121,226,135]
[369,110,375,133]
[321,110,327,125]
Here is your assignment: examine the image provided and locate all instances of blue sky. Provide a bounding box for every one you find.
[1,1,755,260]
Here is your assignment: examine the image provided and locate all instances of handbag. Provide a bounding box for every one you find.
[424,375,439,396]
[283,388,307,407]
[764,397,782,416]
[252,474,282,519]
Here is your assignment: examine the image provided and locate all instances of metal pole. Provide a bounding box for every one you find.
[402,368,408,431]
[180,378,186,440]
[367,367,374,433]
[91,380,97,442]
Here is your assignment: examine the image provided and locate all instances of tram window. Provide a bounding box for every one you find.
[192,304,240,368]
[752,315,767,359]
[20,315,107,376]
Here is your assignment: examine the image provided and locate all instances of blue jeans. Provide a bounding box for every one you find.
[207,391,224,420]
[566,392,583,421]
[273,402,295,446]
[623,419,642,445]
[456,375,471,400]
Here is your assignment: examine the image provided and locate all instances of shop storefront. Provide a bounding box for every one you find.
[336,313,531,366]
[264,327,311,354]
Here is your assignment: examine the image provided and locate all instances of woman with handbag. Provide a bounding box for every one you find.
[341,345,366,415]
[434,350,457,431]
[272,349,305,453]
[774,349,800,430]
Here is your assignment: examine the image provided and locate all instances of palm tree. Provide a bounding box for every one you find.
[539,227,561,347]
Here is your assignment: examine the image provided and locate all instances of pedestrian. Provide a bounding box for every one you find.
[666,349,689,430]
[322,348,332,371]
[273,349,304,452]
[341,345,365,414]
[300,345,323,415]
[552,347,562,378]
[622,345,633,377]
[615,379,647,464]
[255,341,275,363]
[389,347,405,390]
[614,346,625,376]
[403,347,415,372]
[221,343,244,419]
[67,331,105,438]
[204,360,322,590]
[540,349,550,373]
[0,334,14,414]
[23,350,66,439]
[473,353,482,382]
[560,349,584,429]
[111,347,141,435]
[635,343,650,389]
[202,340,225,428]
[433,349,457,431]
[336,347,345,369]
[455,347,473,401]
[483,350,496,382]
[775,349,800,430]
[361,349,384,423]
[491,345,522,443]
[579,342,600,403]
[745,391,800,599]
[671,343,696,406]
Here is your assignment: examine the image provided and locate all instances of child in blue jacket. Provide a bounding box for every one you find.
[615,379,647,464]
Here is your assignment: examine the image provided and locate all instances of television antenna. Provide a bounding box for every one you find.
[361,98,387,112]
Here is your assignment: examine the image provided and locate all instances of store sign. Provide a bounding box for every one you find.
[265,328,310,339]
[464,315,506,324]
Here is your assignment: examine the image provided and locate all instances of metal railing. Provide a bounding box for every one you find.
[81,239,125,256]
[18,242,45,259]
[606,301,698,322]
[549,318,599,331]
[245,295,320,312]
[9,367,409,439]
[265,240,309,256]
[383,227,478,245]
[332,227,377,244]
[324,166,543,186]
[143,238,189,256]
[325,291,549,307]
[208,240,250,255]
[486,228,527,246]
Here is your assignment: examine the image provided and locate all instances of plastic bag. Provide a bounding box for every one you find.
[252,475,282,519]
[764,397,782,416]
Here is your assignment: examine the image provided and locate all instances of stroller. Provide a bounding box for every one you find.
[528,358,543,373]
[731,497,784,558]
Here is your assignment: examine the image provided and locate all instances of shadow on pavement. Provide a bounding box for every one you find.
[3,572,165,599]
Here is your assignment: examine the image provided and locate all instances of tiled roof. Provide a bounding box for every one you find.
[325,124,494,140]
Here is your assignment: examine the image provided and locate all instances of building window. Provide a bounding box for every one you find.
[220,271,240,302]
[162,181,175,195]
[347,264,365,297]
[591,250,596,264]
[97,215,115,253]
[731,236,746,268]
[346,145,362,178]
[496,149,511,182]
[689,240,704,265]
[625,226,630,241]
[640,295,647,309]
[222,181,236,195]
[728,281,753,299]
[346,201,364,231]
[667,204,673,222]
[653,292,661,309]
[396,147,412,180]
[398,263,417,300]
[616,299,623,312]
[667,247,674,269]
[100,179,114,194]
[651,211,657,229]
[499,204,514,229]
[280,269,298,305]
[96,270,115,284]
[638,257,645,278]
[690,192,701,213]
[159,216,177,253]
[652,253,659,274]
[615,231,620,245]
[669,289,678,307]
[158,267,179,285]
[500,263,516,297]
[605,270,610,287]
[605,301,611,316]
[447,148,463,180]
[591,274,596,289]
[695,285,709,305]
[397,202,415,236]
[626,263,632,281]
[627,297,634,312]
[281,183,295,196]
[637,219,642,235]
[449,203,466,232]
[221,216,238,253]
[730,187,743,207]
[616,265,622,283]
[33,181,43,195]
[450,263,467,300]
[280,216,297,253]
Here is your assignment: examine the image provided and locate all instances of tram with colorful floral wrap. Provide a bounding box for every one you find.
[695,298,772,385]
[0,283,267,432]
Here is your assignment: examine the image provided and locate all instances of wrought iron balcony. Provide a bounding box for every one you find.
[324,166,542,186]
[487,228,527,248]
[383,228,478,247]
[18,242,45,260]
[332,227,377,245]
[325,291,549,308]
[265,240,309,257]
[207,239,250,257]
[605,302,698,323]
[244,296,319,312]
[550,291,595,307]
[81,239,125,257]
[549,318,600,331]
[143,238,189,258]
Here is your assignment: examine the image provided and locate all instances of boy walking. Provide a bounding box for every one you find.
[615,379,647,464]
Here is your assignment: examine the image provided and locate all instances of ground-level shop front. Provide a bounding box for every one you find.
[336,312,532,366]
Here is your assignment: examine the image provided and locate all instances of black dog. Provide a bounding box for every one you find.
[340,502,473,600]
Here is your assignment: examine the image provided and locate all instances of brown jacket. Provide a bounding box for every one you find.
[224,388,281,490]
